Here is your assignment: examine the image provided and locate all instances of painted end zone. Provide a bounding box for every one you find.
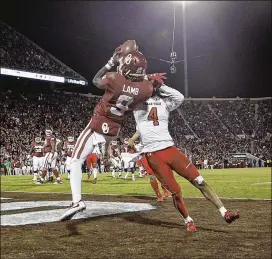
[1,201,156,226]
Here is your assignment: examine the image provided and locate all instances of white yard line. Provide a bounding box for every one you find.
[1,191,271,201]
[251,182,271,185]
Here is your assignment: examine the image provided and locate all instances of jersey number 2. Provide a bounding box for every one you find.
[110,95,133,116]
[148,107,159,126]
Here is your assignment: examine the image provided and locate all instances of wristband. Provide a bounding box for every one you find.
[105,63,112,70]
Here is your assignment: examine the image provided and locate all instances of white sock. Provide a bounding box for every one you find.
[184,216,193,223]
[56,177,61,181]
[132,174,135,181]
[219,207,227,217]
[33,173,38,180]
[70,159,83,203]
[112,169,115,177]
[93,168,98,179]
[125,172,129,179]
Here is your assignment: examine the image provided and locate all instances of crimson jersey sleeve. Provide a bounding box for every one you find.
[101,72,125,93]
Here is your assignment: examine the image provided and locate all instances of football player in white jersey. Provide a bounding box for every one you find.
[129,75,240,232]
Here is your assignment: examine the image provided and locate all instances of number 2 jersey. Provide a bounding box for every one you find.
[133,84,184,153]
[90,72,153,136]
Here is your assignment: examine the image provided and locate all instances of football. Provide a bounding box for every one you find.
[121,40,138,55]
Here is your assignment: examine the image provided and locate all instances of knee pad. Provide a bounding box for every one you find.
[192,175,205,187]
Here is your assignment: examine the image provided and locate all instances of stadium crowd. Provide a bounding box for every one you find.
[0,21,84,80]
[0,21,271,174]
[0,89,271,174]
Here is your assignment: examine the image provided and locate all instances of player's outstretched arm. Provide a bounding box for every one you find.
[158,84,185,111]
[128,130,141,149]
[92,45,122,89]
[92,66,111,89]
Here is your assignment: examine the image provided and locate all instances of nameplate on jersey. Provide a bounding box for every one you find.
[123,85,139,96]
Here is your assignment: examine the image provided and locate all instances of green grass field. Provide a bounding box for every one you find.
[1,168,271,199]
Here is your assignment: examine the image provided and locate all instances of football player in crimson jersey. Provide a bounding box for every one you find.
[109,140,122,178]
[29,137,44,182]
[63,136,76,179]
[36,129,63,184]
[60,43,157,221]
[121,138,136,181]
[128,76,240,232]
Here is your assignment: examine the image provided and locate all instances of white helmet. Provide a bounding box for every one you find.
[45,129,52,136]
[111,140,117,146]
[124,138,129,145]
[68,136,74,142]
[35,137,41,143]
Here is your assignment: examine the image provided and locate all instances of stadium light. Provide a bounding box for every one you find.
[174,1,198,5]
[173,1,197,98]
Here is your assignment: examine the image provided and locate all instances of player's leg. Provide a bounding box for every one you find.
[149,174,163,202]
[91,155,98,184]
[86,155,92,180]
[118,159,123,178]
[51,153,62,184]
[123,161,129,179]
[36,153,51,184]
[141,156,163,201]
[60,127,96,221]
[32,156,39,182]
[146,153,196,232]
[130,163,135,181]
[66,156,71,179]
[168,146,239,223]
[111,158,117,177]
[70,128,95,203]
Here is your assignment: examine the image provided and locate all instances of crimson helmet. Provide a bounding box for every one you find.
[118,51,147,82]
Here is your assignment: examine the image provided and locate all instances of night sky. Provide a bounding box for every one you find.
[0,1,271,97]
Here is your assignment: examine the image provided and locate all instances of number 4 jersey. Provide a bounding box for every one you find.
[90,72,153,136]
[133,84,184,153]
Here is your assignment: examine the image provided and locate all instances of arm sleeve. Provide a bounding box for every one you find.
[158,84,184,111]
[92,66,111,89]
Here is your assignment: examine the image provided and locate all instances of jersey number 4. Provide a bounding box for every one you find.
[148,107,159,126]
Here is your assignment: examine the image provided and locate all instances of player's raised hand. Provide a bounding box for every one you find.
[147,73,167,88]
[108,45,123,67]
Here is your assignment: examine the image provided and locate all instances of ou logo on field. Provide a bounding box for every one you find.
[1,200,155,226]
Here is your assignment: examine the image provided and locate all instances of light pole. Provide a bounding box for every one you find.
[182,1,189,98]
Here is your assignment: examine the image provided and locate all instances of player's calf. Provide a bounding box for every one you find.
[36,168,47,184]
[149,175,163,201]
[191,176,239,223]
[53,168,62,184]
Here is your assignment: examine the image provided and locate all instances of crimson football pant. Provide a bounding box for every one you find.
[71,124,96,203]
[145,146,200,219]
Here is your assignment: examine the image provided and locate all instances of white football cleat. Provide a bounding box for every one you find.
[60,201,86,221]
